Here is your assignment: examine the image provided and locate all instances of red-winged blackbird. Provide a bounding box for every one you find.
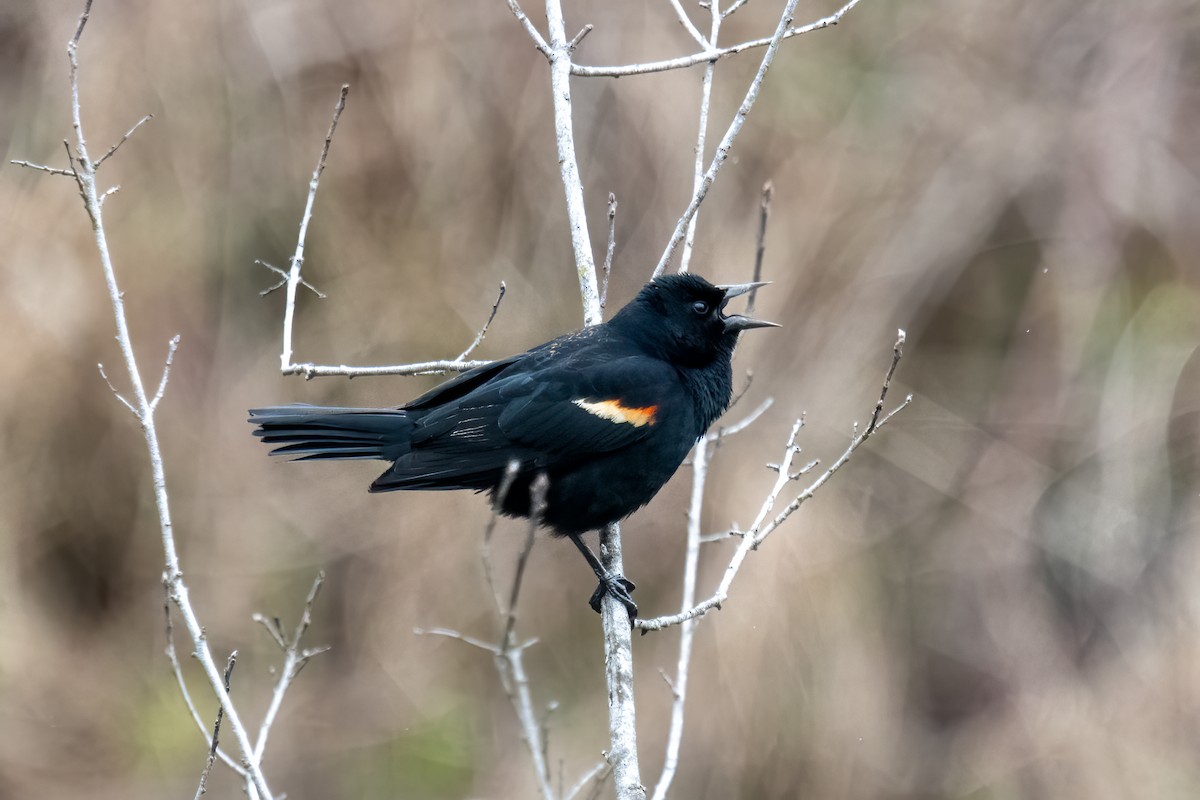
[250,274,776,617]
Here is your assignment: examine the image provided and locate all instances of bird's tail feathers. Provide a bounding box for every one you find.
[249,405,412,462]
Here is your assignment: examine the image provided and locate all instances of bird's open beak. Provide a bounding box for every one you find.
[718,281,779,332]
[717,281,770,299]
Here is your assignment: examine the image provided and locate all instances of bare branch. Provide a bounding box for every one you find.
[94,113,153,169]
[706,396,773,443]
[505,0,552,57]
[565,762,612,800]
[573,0,865,77]
[97,362,137,417]
[283,358,491,380]
[652,0,806,277]
[722,0,751,18]
[601,193,616,311]
[194,650,237,800]
[97,185,120,206]
[568,24,594,51]
[414,626,502,655]
[501,474,547,653]
[257,259,325,299]
[277,84,349,372]
[149,335,181,414]
[10,159,75,176]
[544,0,603,327]
[456,282,507,361]
[597,520,643,797]
[865,329,905,435]
[666,0,710,48]
[253,572,327,762]
[164,598,246,777]
[678,0,722,274]
[637,335,910,632]
[650,432,707,800]
[745,181,773,318]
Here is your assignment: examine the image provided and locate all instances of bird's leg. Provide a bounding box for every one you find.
[568,532,637,620]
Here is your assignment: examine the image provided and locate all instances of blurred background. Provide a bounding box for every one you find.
[2,0,1199,797]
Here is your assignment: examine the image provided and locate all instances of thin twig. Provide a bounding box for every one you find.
[253,572,328,762]
[10,159,75,176]
[165,598,246,776]
[257,259,325,298]
[568,24,594,51]
[94,113,153,169]
[601,193,616,310]
[456,282,507,361]
[745,181,773,318]
[706,396,773,443]
[97,185,120,207]
[505,0,552,57]
[149,335,181,414]
[865,329,905,435]
[722,0,751,18]
[277,85,348,373]
[501,474,547,653]
[652,0,806,277]
[667,0,710,48]
[97,362,136,417]
[565,762,612,800]
[573,0,865,78]
[194,651,237,800]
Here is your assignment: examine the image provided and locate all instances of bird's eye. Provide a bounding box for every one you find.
[692,300,710,315]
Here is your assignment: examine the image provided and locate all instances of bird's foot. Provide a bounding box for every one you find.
[589,572,637,620]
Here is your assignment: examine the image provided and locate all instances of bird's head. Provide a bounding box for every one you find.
[611,273,778,367]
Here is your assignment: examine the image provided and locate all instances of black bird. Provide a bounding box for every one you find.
[250,274,776,617]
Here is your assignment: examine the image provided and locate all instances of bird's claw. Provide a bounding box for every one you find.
[589,572,637,620]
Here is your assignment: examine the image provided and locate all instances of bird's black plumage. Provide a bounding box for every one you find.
[250,273,776,616]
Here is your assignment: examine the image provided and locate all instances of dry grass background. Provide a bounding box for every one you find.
[2,0,1200,798]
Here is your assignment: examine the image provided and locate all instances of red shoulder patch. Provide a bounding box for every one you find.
[572,398,658,427]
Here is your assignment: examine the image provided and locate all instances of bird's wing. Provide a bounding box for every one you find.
[402,352,526,411]
[370,353,678,491]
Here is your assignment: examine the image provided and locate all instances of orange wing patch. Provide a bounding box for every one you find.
[573,398,658,427]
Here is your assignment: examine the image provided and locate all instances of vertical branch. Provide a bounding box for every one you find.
[541,3,641,795]
[56,7,274,798]
[678,2,722,274]
[649,436,707,800]
[598,522,643,799]
[544,0,602,326]
[279,85,349,371]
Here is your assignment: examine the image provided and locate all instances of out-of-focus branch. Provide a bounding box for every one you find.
[250,572,329,764]
[165,599,245,777]
[15,5,277,797]
[745,181,773,318]
[651,0,806,278]
[572,0,865,78]
[194,651,237,800]
[636,331,911,632]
